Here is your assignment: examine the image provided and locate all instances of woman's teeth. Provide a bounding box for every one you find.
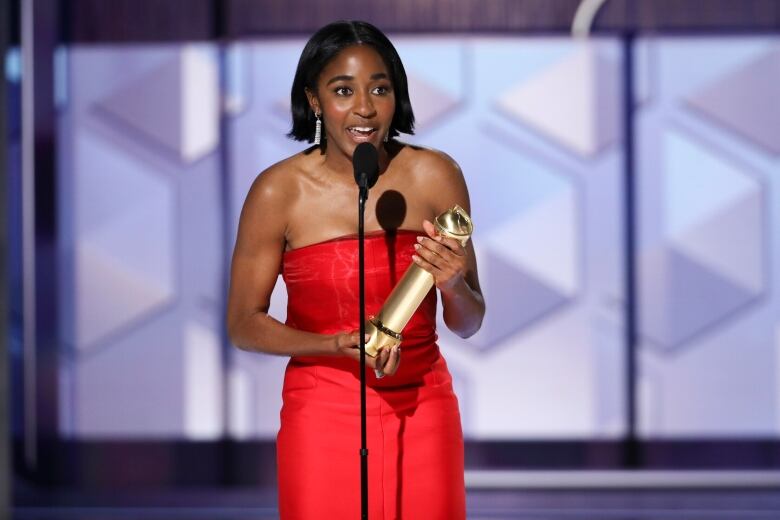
[348,127,375,136]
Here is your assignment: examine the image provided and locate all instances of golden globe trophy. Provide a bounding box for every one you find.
[365,205,473,357]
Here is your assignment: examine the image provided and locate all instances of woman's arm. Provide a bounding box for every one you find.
[411,151,485,338]
[226,166,341,356]
[226,164,401,374]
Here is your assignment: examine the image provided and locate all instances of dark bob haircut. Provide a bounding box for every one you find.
[288,20,415,143]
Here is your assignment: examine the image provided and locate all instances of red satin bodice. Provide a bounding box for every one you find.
[282,229,441,387]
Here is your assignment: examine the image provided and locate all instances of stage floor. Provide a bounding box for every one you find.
[14,489,780,519]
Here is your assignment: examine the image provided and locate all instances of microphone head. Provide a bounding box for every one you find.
[352,142,379,189]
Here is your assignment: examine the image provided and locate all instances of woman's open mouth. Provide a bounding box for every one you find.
[347,126,378,141]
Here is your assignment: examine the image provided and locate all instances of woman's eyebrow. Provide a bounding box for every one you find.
[325,72,389,85]
[326,74,353,85]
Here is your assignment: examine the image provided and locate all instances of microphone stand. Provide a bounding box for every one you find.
[357,176,369,520]
[353,142,377,519]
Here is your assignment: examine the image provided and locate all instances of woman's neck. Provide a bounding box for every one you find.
[319,142,392,180]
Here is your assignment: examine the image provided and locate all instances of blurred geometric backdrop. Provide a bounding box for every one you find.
[50,35,779,441]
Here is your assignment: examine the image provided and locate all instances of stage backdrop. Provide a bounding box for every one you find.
[634,37,780,436]
[53,35,779,440]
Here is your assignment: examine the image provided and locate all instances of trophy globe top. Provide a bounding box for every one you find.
[434,205,473,246]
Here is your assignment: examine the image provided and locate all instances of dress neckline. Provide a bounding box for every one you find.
[284,229,422,255]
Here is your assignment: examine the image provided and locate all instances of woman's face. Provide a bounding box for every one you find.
[308,44,396,158]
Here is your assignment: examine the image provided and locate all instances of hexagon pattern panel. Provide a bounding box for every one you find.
[57,36,778,441]
[59,45,226,438]
[636,37,779,436]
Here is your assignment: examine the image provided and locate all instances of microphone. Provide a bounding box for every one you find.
[352,142,379,190]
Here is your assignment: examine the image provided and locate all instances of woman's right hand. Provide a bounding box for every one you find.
[334,330,401,377]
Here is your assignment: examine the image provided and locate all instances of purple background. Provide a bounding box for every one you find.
[52,35,780,440]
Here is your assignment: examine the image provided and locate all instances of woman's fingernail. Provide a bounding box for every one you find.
[414,243,421,250]
[412,255,420,263]
[416,236,424,243]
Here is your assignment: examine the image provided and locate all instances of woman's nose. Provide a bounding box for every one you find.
[354,91,376,117]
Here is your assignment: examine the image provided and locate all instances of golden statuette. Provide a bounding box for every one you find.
[364,205,473,357]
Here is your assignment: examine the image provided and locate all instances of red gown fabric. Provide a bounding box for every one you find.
[277,230,465,520]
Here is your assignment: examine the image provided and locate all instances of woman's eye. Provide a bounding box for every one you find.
[372,86,391,95]
[334,86,352,96]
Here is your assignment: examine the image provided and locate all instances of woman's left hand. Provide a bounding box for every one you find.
[412,219,468,294]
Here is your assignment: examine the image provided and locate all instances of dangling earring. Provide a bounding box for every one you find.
[314,112,322,145]
[384,132,389,143]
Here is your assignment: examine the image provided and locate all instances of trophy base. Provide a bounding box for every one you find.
[364,318,402,357]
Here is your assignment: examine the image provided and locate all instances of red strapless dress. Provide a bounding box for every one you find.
[277,230,465,519]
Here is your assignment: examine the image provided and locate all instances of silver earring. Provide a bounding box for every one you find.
[384,132,389,143]
[314,113,322,145]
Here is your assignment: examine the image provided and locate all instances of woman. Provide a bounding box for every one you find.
[227,20,484,519]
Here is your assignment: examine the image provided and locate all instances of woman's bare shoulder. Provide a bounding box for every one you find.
[245,151,314,207]
[391,142,470,213]
[395,143,463,183]
[395,141,465,189]
[236,151,320,248]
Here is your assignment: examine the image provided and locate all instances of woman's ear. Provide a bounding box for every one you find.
[305,87,320,115]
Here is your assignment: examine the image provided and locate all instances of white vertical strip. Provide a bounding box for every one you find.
[21,0,37,469]
[228,367,251,439]
[184,322,223,439]
[224,44,246,115]
[181,46,219,163]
